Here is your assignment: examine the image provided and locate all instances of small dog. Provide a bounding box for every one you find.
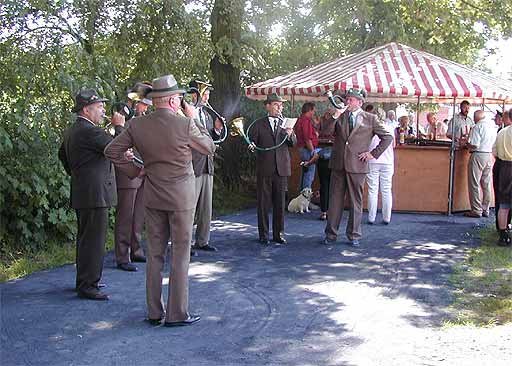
[288,187,313,213]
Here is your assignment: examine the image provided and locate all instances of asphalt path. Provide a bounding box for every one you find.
[1,209,511,366]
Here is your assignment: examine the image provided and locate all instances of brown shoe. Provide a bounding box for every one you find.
[464,211,481,218]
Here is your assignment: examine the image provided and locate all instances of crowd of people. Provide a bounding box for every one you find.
[58,76,511,329]
[293,99,512,246]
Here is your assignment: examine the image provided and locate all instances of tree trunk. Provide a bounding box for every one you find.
[209,0,244,187]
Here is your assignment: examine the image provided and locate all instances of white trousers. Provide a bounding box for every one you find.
[366,163,394,223]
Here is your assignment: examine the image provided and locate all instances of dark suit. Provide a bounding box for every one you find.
[191,107,215,247]
[113,122,145,264]
[325,110,392,241]
[248,116,297,240]
[58,117,117,293]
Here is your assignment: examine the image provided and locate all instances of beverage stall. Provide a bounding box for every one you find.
[245,42,512,214]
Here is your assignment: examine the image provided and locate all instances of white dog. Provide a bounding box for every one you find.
[288,188,313,213]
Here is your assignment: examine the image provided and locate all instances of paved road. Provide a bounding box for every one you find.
[1,209,511,366]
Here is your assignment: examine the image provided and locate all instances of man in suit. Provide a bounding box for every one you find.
[189,80,217,252]
[324,88,393,247]
[112,85,152,272]
[248,93,297,245]
[104,74,215,327]
[58,88,124,300]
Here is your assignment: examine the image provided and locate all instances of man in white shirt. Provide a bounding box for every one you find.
[464,110,497,218]
[385,110,399,129]
[447,100,474,141]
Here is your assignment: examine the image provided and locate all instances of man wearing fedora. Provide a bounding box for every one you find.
[323,88,393,247]
[105,75,215,326]
[58,88,124,300]
[188,80,217,253]
[112,83,153,272]
[248,93,296,245]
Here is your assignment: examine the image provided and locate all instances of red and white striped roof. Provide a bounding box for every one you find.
[245,42,512,103]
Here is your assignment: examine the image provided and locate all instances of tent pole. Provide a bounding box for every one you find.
[416,96,420,144]
[291,94,295,116]
[448,97,457,215]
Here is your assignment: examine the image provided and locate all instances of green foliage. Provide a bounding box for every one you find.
[448,226,512,326]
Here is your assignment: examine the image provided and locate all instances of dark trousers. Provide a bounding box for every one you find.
[256,174,287,240]
[75,207,108,292]
[317,158,331,213]
[493,158,512,231]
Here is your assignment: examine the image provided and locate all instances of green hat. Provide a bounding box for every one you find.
[71,88,109,113]
[344,88,367,101]
[264,93,286,105]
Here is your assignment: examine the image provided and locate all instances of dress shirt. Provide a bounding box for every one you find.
[468,118,497,153]
[447,113,474,139]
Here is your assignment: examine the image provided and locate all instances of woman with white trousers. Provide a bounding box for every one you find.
[366,118,395,224]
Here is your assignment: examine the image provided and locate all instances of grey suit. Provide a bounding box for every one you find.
[191,106,215,247]
[325,110,392,241]
[58,117,117,293]
[104,108,215,322]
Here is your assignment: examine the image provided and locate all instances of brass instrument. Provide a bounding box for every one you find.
[187,80,229,144]
[230,115,289,152]
[325,90,347,110]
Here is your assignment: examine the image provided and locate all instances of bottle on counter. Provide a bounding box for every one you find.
[399,128,405,144]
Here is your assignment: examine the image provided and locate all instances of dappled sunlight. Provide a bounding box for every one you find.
[88,321,115,331]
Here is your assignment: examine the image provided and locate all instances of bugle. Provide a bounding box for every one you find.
[325,90,347,110]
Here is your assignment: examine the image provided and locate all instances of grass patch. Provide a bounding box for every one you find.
[212,184,256,218]
[0,231,115,283]
[447,225,512,326]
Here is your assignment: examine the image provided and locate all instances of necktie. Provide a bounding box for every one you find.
[349,112,355,133]
[199,108,205,127]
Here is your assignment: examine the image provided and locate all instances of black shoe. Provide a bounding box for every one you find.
[77,289,109,301]
[259,238,270,245]
[117,263,138,272]
[498,230,511,246]
[146,317,164,326]
[130,254,147,263]
[273,236,287,244]
[192,244,218,252]
[164,314,201,327]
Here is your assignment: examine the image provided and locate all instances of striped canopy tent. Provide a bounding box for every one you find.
[245,42,512,104]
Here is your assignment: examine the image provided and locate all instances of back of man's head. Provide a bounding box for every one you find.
[473,110,485,123]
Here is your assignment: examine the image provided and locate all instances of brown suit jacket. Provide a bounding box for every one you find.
[329,110,393,173]
[248,116,297,177]
[114,120,143,189]
[104,109,215,211]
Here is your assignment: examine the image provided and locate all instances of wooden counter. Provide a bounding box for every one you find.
[289,144,491,213]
